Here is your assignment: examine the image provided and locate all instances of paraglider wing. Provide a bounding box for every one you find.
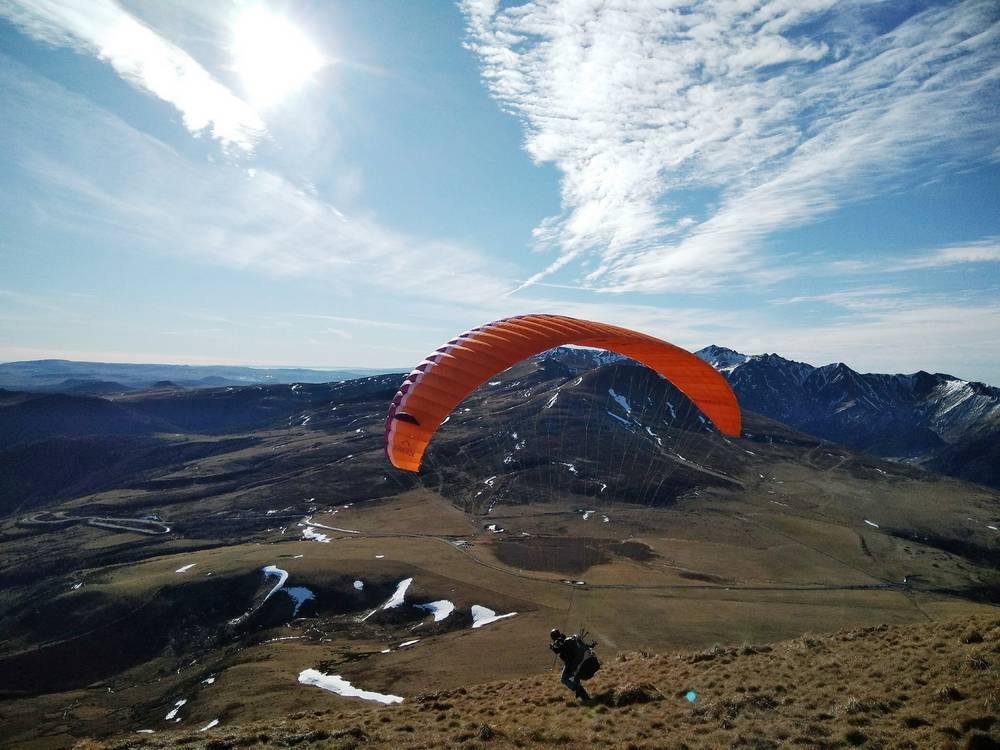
[384,314,741,472]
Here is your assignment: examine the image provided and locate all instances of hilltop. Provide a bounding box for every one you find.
[70,615,999,749]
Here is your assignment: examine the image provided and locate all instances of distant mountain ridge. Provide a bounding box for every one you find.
[692,345,1000,487]
[0,359,399,393]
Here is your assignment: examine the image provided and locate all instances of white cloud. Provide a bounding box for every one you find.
[771,285,911,310]
[895,237,1000,270]
[1,61,512,307]
[0,0,265,151]
[287,314,441,332]
[463,0,1000,292]
[770,301,1000,381]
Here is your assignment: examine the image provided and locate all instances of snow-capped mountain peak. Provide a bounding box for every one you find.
[693,345,748,373]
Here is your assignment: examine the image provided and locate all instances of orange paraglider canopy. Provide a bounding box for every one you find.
[384,314,741,472]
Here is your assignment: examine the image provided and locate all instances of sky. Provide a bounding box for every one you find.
[1,0,998,382]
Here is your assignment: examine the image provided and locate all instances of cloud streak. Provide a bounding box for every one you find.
[895,237,1000,270]
[0,0,265,151]
[0,59,511,308]
[463,0,1000,292]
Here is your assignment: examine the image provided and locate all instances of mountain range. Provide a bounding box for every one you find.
[3,347,999,490]
[0,359,393,394]
[694,346,1000,489]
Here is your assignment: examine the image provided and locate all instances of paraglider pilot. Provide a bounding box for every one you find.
[550,628,599,701]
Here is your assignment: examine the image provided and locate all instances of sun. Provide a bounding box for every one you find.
[232,7,325,108]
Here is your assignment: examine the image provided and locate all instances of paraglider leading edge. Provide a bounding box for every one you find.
[383,313,741,472]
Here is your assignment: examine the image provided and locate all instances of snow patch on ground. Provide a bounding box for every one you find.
[302,526,331,543]
[581,510,595,520]
[398,639,420,649]
[383,578,413,609]
[202,676,216,685]
[545,393,559,408]
[261,565,290,603]
[486,524,504,533]
[417,600,455,621]
[284,586,315,615]
[607,411,631,427]
[608,388,631,414]
[199,719,219,732]
[298,669,404,704]
[471,605,517,628]
[864,519,880,528]
[164,699,186,721]
[354,580,364,590]
[304,516,359,533]
[175,564,197,573]
[562,462,578,474]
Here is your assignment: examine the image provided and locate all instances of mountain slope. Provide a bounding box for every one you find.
[71,615,1000,750]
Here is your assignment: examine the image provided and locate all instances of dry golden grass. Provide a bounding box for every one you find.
[75,615,999,750]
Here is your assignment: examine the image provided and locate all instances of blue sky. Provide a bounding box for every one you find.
[1,0,998,382]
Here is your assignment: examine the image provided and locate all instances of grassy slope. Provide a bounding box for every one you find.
[73,615,998,750]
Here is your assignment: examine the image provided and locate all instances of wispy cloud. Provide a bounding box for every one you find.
[894,237,1000,270]
[0,0,265,151]
[769,300,1000,380]
[0,288,63,313]
[1,60,512,307]
[463,0,1000,292]
[771,285,911,310]
[287,314,442,332]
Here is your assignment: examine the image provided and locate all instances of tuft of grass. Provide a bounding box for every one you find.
[476,723,496,740]
[960,628,984,644]
[844,728,867,746]
[936,685,964,701]
[592,683,664,707]
[967,652,990,670]
[838,696,891,716]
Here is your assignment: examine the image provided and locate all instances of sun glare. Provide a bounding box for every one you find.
[232,7,324,107]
